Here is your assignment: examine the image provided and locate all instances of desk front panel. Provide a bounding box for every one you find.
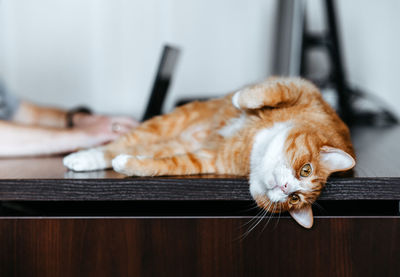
[0,217,399,277]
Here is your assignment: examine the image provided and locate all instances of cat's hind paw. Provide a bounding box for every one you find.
[111,154,132,175]
[112,154,154,176]
[63,148,110,171]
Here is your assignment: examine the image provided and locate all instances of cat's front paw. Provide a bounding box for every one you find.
[232,89,261,110]
[63,148,109,171]
[232,90,242,109]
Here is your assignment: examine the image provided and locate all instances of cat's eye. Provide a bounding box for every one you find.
[289,193,300,205]
[300,163,312,177]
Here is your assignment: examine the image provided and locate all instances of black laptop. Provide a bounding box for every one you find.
[141,45,180,121]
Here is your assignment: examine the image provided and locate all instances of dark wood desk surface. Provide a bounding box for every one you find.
[0,126,399,201]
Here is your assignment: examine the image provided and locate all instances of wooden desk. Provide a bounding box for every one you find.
[0,126,399,276]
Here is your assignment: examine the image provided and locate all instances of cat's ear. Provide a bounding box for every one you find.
[320,146,356,173]
[289,205,313,229]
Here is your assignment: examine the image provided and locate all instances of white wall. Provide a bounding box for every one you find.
[337,0,400,115]
[0,0,399,118]
[0,0,171,118]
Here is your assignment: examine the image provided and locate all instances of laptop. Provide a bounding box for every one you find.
[142,45,181,121]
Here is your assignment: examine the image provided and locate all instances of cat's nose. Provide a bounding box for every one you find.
[280,183,290,194]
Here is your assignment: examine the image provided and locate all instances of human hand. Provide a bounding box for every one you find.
[73,114,139,147]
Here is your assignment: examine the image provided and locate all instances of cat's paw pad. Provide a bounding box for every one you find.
[63,149,108,171]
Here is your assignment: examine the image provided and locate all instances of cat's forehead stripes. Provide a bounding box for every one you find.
[284,129,320,170]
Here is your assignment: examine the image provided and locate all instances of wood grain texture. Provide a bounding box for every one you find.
[0,177,399,201]
[0,217,399,277]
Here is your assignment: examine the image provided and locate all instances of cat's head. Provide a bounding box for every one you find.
[233,78,356,228]
[249,122,355,228]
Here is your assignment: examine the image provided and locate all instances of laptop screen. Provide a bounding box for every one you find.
[142,45,180,121]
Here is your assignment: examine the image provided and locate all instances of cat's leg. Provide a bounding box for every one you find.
[63,134,196,172]
[64,99,220,172]
[63,104,205,172]
[232,77,319,110]
[112,150,216,176]
[63,138,198,172]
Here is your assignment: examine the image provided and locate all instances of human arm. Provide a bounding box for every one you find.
[12,100,137,130]
[0,119,123,157]
[1,95,138,157]
[11,101,70,128]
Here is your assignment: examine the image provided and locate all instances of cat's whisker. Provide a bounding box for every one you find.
[260,202,277,234]
[240,206,265,229]
[269,203,277,223]
[242,203,269,231]
[250,201,273,232]
[264,200,274,215]
[240,208,268,240]
[246,203,269,235]
[240,203,261,213]
[273,208,282,229]
[237,204,261,230]
[259,207,271,231]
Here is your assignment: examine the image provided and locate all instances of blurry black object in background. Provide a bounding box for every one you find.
[142,45,180,121]
[274,0,398,126]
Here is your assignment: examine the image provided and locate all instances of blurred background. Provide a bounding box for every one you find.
[0,0,399,119]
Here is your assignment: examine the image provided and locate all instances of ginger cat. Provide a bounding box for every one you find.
[64,77,356,228]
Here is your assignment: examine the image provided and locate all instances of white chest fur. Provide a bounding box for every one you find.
[249,122,303,203]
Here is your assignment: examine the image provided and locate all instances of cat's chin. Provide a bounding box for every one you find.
[266,188,287,203]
